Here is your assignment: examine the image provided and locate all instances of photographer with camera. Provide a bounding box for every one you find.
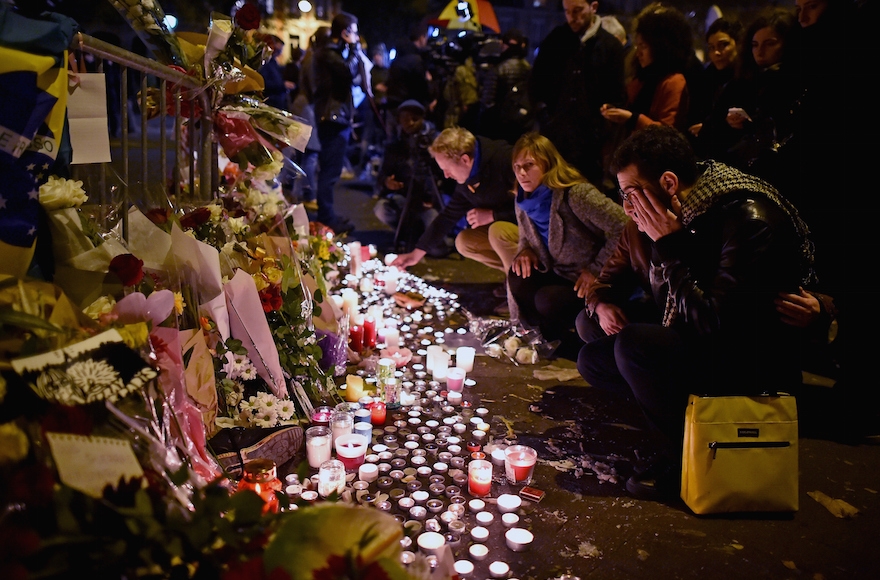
[373,100,452,255]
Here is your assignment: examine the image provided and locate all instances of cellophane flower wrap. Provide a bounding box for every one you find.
[106,0,188,67]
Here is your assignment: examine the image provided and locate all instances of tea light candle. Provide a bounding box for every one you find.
[470,526,490,542]
[412,490,430,504]
[496,493,522,513]
[446,391,463,405]
[448,503,466,518]
[453,559,474,576]
[455,346,475,372]
[371,401,387,425]
[504,527,534,552]
[469,543,489,561]
[409,505,427,520]
[426,498,445,513]
[490,446,507,466]
[468,498,485,512]
[358,463,379,483]
[475,511,494,526]
[398,496,415,510]
[501,512,520,528]
[489,561,510,578]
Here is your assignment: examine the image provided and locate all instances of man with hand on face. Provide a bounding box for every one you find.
[577,125,815,501]
[391,127,518,275]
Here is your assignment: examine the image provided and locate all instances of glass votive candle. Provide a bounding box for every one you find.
[496,493,522,513]
[471,526,489,543]
[505,527,534,552]
[306,425,333,469]
[469,543,489,561]
[501,512,520,528]
[310,405,333,427]
[317,459,346,498]
[467,459,492,497]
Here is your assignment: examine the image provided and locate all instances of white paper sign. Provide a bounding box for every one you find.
[67,72,112,164]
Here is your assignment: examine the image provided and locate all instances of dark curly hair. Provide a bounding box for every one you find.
[610,125,699,187]
[633,2,694,77]
[736,7,799,81]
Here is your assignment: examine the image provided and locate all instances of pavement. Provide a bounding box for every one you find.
[325,176,880,580]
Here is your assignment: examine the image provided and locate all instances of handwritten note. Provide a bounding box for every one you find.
[46,432,144,498]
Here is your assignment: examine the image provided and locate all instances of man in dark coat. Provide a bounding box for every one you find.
[530,0,625,187]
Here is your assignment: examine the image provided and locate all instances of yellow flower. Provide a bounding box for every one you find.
[83,295,117,320]
[252,273,269,292]
[0,421,30,466]
[174,291,186,315]
[264,265,283,285]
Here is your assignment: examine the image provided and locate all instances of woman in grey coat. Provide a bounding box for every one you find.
[507,132,629,354]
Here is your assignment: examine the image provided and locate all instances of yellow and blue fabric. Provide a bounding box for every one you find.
[0,5,78,277]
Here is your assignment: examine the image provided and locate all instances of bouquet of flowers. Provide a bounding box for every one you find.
[106,0,188,67]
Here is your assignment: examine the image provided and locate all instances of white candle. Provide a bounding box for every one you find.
[432,351,449,382]
[496,493,522,513]
[455,346,475,372]
[384,253,398,266]
[349,241,362,276]
[504,528,534,552]
[426,344,443,372]
[489,561,510,578]
[341,289,359,318]
[501,512,519,528]
[469,543,489,561]
[470,526,490,542]
[384,328,400,351]
[416,531,446,556]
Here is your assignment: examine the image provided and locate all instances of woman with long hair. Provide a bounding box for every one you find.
[507,132,628,357]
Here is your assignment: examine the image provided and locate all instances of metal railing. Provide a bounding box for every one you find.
[71,32,218,239]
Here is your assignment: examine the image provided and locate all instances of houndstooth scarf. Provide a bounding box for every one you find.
[662,161,816,327]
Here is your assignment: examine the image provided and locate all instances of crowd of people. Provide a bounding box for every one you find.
[260,0,872,501]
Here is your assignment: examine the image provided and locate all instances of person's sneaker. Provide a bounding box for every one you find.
[625,459,681,501]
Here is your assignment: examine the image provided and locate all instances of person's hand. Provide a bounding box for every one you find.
[600,104,633,124]
[688,122,703,137]
[629,187,682,241]
[573,270,596,298]
[391,248,426,269]
[775,287,821,328]
[511,249,539,278]
[466,208,494,228]
[384,174,404,191]
[726,107,751,130]
[595,302,629,336]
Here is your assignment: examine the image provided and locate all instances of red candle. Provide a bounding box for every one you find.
[468,459,492,497]
[349,324,364,353]
[371,401,387,425]
[363,316,377,349]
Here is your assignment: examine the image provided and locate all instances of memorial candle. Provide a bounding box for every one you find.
[363,316,377,349]
[345,374,365,402]
[467,459,492,497]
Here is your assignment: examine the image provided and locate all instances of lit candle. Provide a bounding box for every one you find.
[341,289,359,318]
[345,374,365,402]
[432,351,449,382]
[489,561,510,578]
[504,527,534,552]
[469,543,489,561]
[349,323,364,353]
[475,511,494,526]
[384,328,400,351]
[370,400,387,425]
[384,253,398,266]
[362,316,377,349]
[446,367,465,392]
[468,459,492,497]
[496,493,522,514]
[358,462,379,482]
[416,531,446,556]
[359,276,373,293]
[349,241,362,276]
[501,512,519,528]
[455,346,475,372]
[470,526,490,543]
[317,459,346,497]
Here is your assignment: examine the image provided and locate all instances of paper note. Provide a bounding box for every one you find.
[67,72,112,164]
[46,432,144,498]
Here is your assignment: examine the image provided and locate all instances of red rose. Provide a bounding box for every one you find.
[108,253,145,287]
[180,206,212,230]
[234,2,262,30]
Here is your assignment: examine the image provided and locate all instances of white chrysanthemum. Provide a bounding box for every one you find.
[239,365,258,381]
[240,395,260,413]
[228,216,248,234]
[254,415,277,428]
[277,399,296,420]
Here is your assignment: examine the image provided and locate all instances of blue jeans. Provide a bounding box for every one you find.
[316,122,352,224]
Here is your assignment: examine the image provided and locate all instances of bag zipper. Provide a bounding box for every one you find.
[709,441,790,459]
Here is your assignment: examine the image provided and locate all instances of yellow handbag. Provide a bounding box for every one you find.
[681,393,798,515]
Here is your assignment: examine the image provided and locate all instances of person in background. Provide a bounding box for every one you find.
[507,132,628,356]
[441,40,479,132]
[312,12,365,234]
[260,35,290,111]
[578,125,815,500]
[391,127,519,297]
[372,100,449,255]
[530,0,625,188]
[385,21,433,138]
[479,28,533,144]
[687,16,741,155]
[599,2,693,151]
[283,46,304,109]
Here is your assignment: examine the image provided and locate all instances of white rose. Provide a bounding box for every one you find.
[515,347,538,365]
[39,176,88,210]
[503,336,522,358]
